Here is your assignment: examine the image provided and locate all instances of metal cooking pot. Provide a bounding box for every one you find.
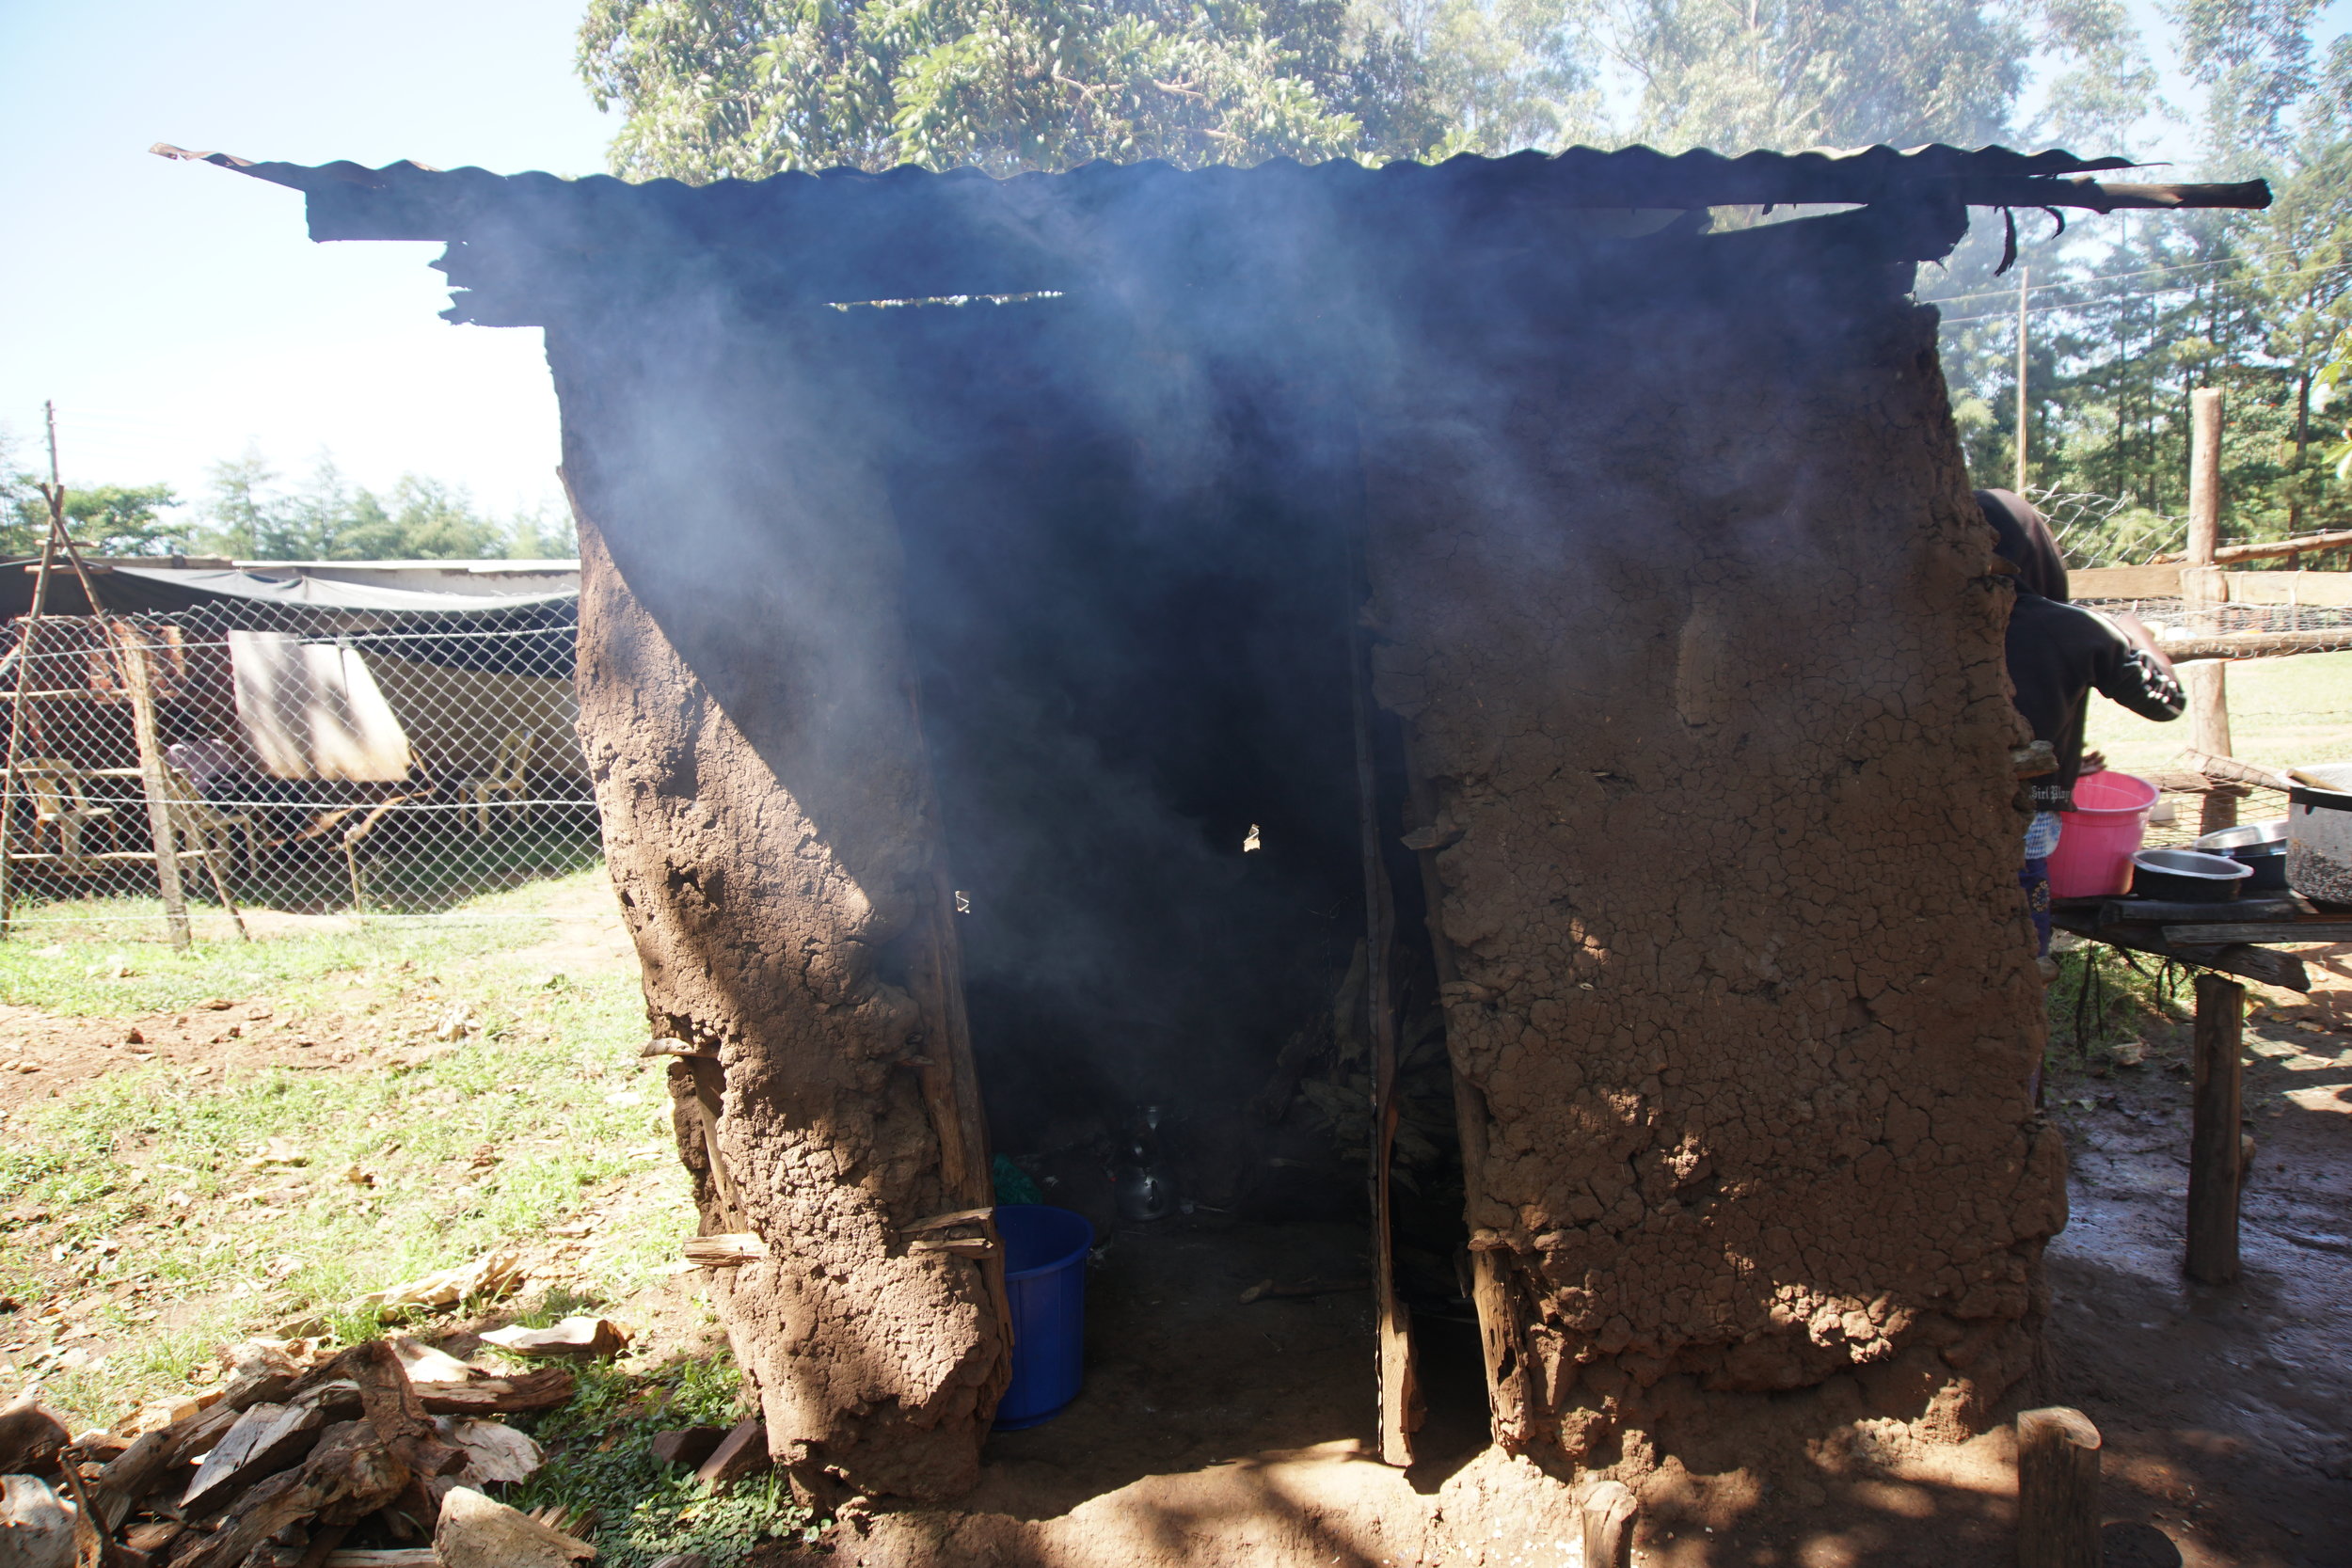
[2287,765,2352,906]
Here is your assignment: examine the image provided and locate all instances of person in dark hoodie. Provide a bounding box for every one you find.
[1980,489,2185,971]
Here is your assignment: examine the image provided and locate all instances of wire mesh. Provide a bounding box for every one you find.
[1,593,596,933]
[2028,486,2188,569]
[2028,485,2352,651]
[2068,595,2352,641]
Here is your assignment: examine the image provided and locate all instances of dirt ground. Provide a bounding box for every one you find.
[0,885,635,1119]
[2033,942,2352,1568]
[836,956,2352,1568]
[7,901,2348,1564]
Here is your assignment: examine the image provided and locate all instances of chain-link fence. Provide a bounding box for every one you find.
[1,589,597,935]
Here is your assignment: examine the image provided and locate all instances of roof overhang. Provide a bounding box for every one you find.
[155,143,2269,325]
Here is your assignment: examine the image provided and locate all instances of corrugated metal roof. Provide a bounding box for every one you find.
[154,142,2266,321]
[154,142,2265,239]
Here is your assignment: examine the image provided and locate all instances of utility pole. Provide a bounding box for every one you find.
[2013,266,2030,495]
[44,400,59,486]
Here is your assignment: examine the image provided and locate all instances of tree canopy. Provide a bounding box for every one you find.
[1,435,183,560]
[579,0,2351,547]
[578,0,2153,177]
[1,436,572,565]
[1940,11,2352,552]
[194,451,575,562]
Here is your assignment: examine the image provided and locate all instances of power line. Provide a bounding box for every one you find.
[1931,258,2352,325]
[1923,250,2352,310]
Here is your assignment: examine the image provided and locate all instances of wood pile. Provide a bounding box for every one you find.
[0,1337,585,1568]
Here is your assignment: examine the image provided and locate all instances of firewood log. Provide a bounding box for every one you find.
[407,1373,576,1418]
[170,1425,408,1568]
[430,1489,593,1568]
[180,1401,332,1517]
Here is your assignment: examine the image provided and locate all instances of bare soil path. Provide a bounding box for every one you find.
[2038,946,2352,1568]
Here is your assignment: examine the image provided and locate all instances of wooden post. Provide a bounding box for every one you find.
[115,628,192,952]
[1580,1480,1638,1568]
[2187,388,2223,567]
[2016,1407,2102,1568]
[2184,388,2227,632]
[2183,387,2233,830]
[2183,661,2233,759]
[2182,661,2237,833]
[2187,972,2246,1283]
[1404,735,1536,1449]
[1347,550,1418,1469]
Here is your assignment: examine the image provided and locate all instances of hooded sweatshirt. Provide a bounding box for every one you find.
[1979,489,2185,810]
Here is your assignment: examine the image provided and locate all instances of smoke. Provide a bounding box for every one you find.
[521,160,1969,1173]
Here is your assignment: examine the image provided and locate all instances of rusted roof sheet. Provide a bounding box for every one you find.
[153,142,2266,321]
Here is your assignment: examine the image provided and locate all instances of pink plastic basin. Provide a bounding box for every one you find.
[2047,769,2159,898]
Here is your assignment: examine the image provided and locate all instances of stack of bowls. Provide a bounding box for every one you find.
[2193,819,2290,892]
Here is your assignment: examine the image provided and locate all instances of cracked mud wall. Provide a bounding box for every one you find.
[1364,249,2060,1482]
[549,310,1008,1503]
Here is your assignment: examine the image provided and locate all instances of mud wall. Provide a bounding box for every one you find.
[1363,239,2060,1485]
[550,308,1007,1503]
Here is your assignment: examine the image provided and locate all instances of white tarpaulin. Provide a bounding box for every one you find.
[228,630,415,782]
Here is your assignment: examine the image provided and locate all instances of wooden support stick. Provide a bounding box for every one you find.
[1347,549,1417,1470]
[2187,973,2246,1284]
[114,626,191,952]
[1404,731,1534,1451]
[0,507,65,939]
[1580,1480,1638,1568]
[682,1056,744,1224]
[2016,1407,2102,1568]
[2202,527,2352,564]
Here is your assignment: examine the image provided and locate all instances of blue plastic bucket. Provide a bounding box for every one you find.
[992,1204,1094,1430]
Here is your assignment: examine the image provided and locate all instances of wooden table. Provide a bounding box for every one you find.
[2051,898,2345,1285]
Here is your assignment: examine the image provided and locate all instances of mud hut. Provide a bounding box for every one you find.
[169,144,2265,1536]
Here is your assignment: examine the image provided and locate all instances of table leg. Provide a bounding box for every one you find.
[2187,973,2246,1284]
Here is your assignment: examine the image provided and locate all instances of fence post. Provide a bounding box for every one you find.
[2187,972,2247,1284]
[2183,388,2234,832]
[115,625,192,952]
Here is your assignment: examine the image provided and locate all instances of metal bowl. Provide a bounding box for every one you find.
[2194,819,2288,852]
[2131,847,2253,902]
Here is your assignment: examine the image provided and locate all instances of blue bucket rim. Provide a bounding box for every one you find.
[995,1203,1094,1282]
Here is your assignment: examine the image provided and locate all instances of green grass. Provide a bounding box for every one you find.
[0,865,617,1015]
[0,864,818,1562]
[0,865,698,1429]
[2085,647,2352,779]
[512,1354,817,1568]
[2,816,604,923]
[2045,940,2193,1062]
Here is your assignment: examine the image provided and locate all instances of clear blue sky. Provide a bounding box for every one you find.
[0,0,612,529]
[1,0,2344,539]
